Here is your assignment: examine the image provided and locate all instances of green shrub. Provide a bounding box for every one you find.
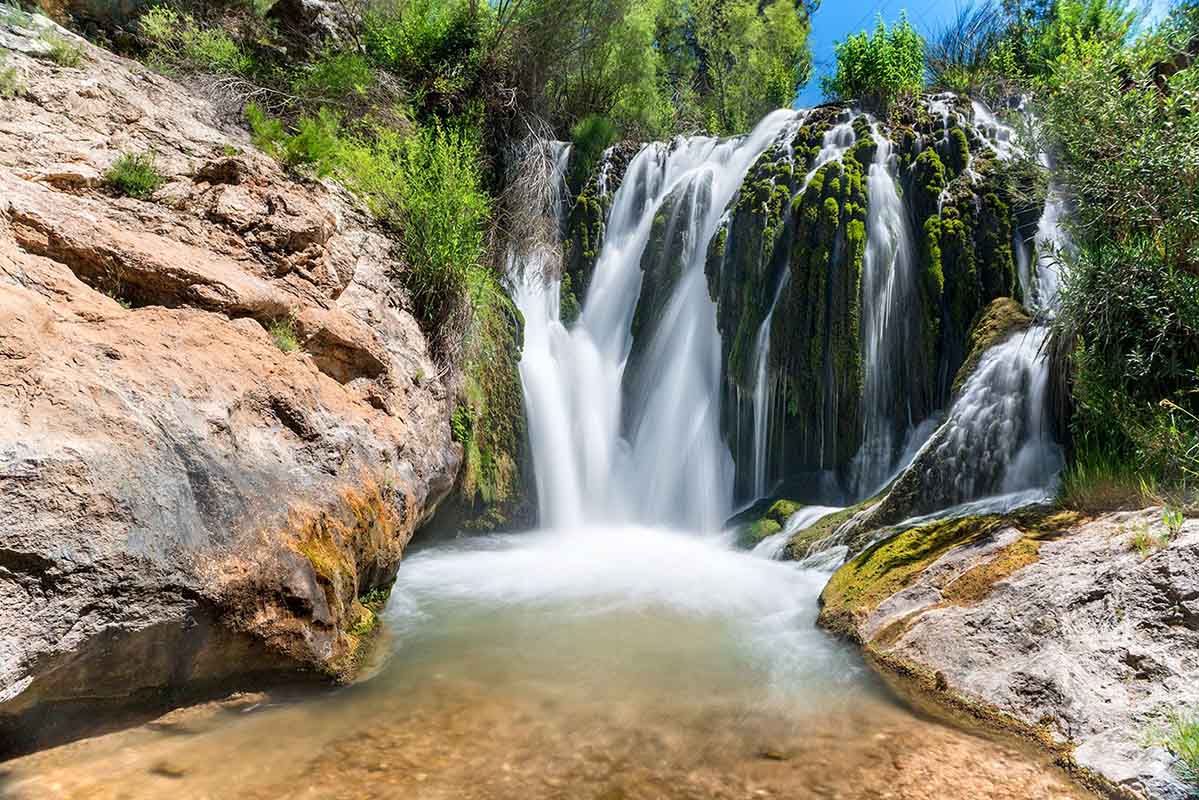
[292,49,375,100]
[105,152,165,199]
[139,7,252,75]
[42,33,82,67]
[1044,8,1199,495]
[384,123,489,328]
[246,103,341,175]
[823,13,924,113]
[569,114,616,185]
[363,0,484,117]
[1058,238,1199,484]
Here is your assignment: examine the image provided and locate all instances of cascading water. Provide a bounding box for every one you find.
[924,326,1064,504]
[516,110,803,531]
[849,124,926,498]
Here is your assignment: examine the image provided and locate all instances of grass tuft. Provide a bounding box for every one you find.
[268,316,299,353]
[1059,448,1155,513]
[42,33,82,67]
[105,152,166,199]
[0,53,20,98]
[1158,709,1199,787]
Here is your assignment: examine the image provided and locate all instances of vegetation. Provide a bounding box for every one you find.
[0,54,19,98]
[139,6,253,74]
[1043,2,1199,502]
[823,14,925,113]
[268,316,300,353]
[41,32,82,67]
[1157,708,1199,786]
[1127,521,1166,558]
[104,152,165,199]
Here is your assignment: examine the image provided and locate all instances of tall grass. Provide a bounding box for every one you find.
[1058,447,1155,512]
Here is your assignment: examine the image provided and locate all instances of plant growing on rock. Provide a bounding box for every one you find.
[41,33,82,67]
[823,13,924,114]
[1158,708,1199,787]
[1127,523,1165,558]
[104,152,165,199]
[1163,506,1185,540]
[0,55,19,98]
[138,6,253,75]
[268,316,300,353]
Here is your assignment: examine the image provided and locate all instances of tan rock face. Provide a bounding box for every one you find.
[0,12,459,751]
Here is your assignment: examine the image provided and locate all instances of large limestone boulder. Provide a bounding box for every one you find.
[819,509,1199,800]
[0,12,458,751]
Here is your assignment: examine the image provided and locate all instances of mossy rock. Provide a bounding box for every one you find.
[952,297,1031,395]
[767,499,803,523]
[735,499,803,548]
[817,509,1083,641]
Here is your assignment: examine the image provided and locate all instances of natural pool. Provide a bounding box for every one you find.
[1,525,1086,799]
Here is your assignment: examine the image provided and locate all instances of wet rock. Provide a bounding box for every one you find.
[820,509,1199,799]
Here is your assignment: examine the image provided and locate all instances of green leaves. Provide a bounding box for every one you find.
[823,13,925,114]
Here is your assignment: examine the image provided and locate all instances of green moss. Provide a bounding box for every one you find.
[819,515,1006,637]
[818,510,1083,639]
[952,297,1031,393]
[454,268,526,528]
[559,272,581,325]
[947,126,970,176]
[747,518,782,542]
[768,499,803,522]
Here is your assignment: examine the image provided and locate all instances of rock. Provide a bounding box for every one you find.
[819,509,1199,800]
[0,14,459,753]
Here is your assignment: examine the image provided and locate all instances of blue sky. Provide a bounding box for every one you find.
[796,0,1172,107]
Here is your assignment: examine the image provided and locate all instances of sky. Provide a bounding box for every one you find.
[795,0,1173,108]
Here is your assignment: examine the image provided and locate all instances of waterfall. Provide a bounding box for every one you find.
[746,115,858,500]
[509,97,1068,545]
[513,111,803,531]
[850,124,925,498]
[926,326,1064,502]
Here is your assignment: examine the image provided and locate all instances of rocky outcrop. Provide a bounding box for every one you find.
[0,12,457,751]
[819,509,1199,800]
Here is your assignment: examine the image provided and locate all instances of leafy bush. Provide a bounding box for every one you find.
[246,103,341,175]
[42,33,82,67]
[364,0,484,118]
[1032,0,1134,75]
[569,114,616,185]
[823,13,925,113]
[381,123,490,328]
[104,152,165,199]
[292,49,375,100]
[139,6,253,75]
[1045,4,1199,494]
